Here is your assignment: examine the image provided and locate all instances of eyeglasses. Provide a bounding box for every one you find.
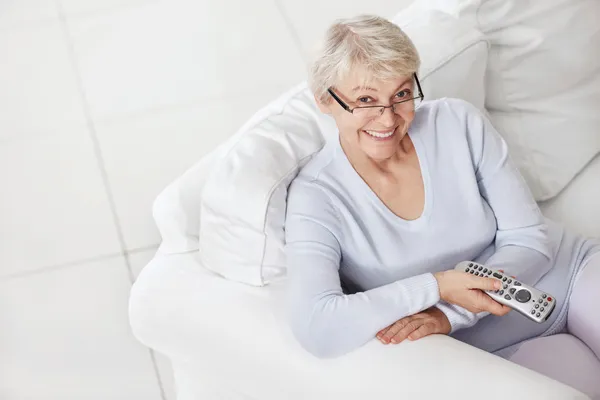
[327,73,424,119]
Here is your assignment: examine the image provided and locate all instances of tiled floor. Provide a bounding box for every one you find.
[0,0,412,398]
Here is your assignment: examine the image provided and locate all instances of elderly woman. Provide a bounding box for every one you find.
[284,14,600,364]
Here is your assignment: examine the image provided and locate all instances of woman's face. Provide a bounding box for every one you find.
[317,71,417,162]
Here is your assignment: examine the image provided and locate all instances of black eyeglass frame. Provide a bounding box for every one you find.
[327,73,424,116]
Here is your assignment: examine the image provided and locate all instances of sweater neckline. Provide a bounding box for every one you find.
[333,129,433,229]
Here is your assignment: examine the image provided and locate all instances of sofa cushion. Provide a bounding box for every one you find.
[196,7,490,286]
[431,0,600,201]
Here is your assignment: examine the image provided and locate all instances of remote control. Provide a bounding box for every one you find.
[455,261,556,323]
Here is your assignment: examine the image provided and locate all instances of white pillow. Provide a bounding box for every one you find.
[431,0,600,201]
[195,7,490,286]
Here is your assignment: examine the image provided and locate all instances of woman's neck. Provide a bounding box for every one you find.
[340,133,414,174]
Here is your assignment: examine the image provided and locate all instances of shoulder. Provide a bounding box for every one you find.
[288,138,340,205]
[413,97,485,128]
[286,145,342,231]
[413,98,493,149]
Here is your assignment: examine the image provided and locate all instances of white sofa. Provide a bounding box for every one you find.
[128,157,600,400]
[129,1,600,398]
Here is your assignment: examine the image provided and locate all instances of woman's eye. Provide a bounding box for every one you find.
[358,97,372,103]
[396,89,411,98]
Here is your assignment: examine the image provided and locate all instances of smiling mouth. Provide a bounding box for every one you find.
[362,126,398,140]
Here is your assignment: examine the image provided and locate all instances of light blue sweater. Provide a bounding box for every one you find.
[283,98,554,359]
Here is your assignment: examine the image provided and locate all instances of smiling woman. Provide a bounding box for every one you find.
[309,15,423,163]
[283,14,600,361]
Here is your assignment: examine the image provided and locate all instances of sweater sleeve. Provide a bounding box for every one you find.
[435,99,553,333]
[284,178,440,358]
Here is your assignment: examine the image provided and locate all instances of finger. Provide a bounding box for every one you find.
[380,319,410,343]
[497,304,512,316]
[381,314,426,343]
[391,319,424,344]
[476,292,510,316]
[407,322,437,341]
[376,327,391,339]
[469,275,502,291]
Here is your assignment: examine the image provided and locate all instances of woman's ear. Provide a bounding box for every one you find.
[314,94,332,115]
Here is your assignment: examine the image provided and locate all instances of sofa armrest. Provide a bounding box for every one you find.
[539,154,600,239]
[129,252,589,400]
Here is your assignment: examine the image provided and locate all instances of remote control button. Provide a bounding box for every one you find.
[536,313,541,317]
[540,307,544,312]
[542,294,547,298]
[515,290,532,303]
[509,288,516,294]
[531,310,536,314]
[547,297,552,301]
[469,263,473,267]
[507,279,512,284]
[535,304,539,309]
[539,299,543,303]
[499,290,504,295]
[466,269,470,273]
[479,267,483,271]
[483,268,488,273]
[503,284,508,289]
[475,272,480,276]
[502,277,507,282]
[544,302,548,306]
[493,272,502,279]
[487,270,492,275]
[504,294,511,300]
[514,281,522,286]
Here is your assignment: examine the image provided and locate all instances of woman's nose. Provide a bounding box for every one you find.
[378,106,397,126]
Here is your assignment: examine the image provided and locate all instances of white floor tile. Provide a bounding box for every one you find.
[0,0,58,30]
[0,21,87,143]
[96,91,284,251]
[0,256,162,400]
[278,0,415,57]
[58,0,158,18]
[0,127,121,278]
[66,0,306,122]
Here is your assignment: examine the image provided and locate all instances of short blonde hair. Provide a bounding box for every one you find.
[308,14,420,104]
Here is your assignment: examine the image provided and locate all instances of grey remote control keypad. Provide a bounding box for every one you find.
[455,261,556,324]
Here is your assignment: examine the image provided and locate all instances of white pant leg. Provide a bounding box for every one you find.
[506,253,600,399]
[567,252,600,359]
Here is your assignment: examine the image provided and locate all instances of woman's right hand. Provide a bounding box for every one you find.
[433,270,512,316]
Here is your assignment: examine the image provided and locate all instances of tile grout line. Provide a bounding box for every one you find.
[273,0,308,63]
[1,244,160,281]
[54,0,134,283]
[1,252,123,281]
[148,349,168,400]
[54,2,168,399]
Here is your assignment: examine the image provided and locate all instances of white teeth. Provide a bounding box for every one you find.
[365,129,395,138]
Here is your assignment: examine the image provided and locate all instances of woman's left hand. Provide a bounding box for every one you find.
[376,307,451,345]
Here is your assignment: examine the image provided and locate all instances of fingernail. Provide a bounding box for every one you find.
[495,282,502,289]
[391,338,397,344]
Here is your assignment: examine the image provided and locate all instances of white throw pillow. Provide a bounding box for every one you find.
[195,7,490,286]
[430,0,600,201]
